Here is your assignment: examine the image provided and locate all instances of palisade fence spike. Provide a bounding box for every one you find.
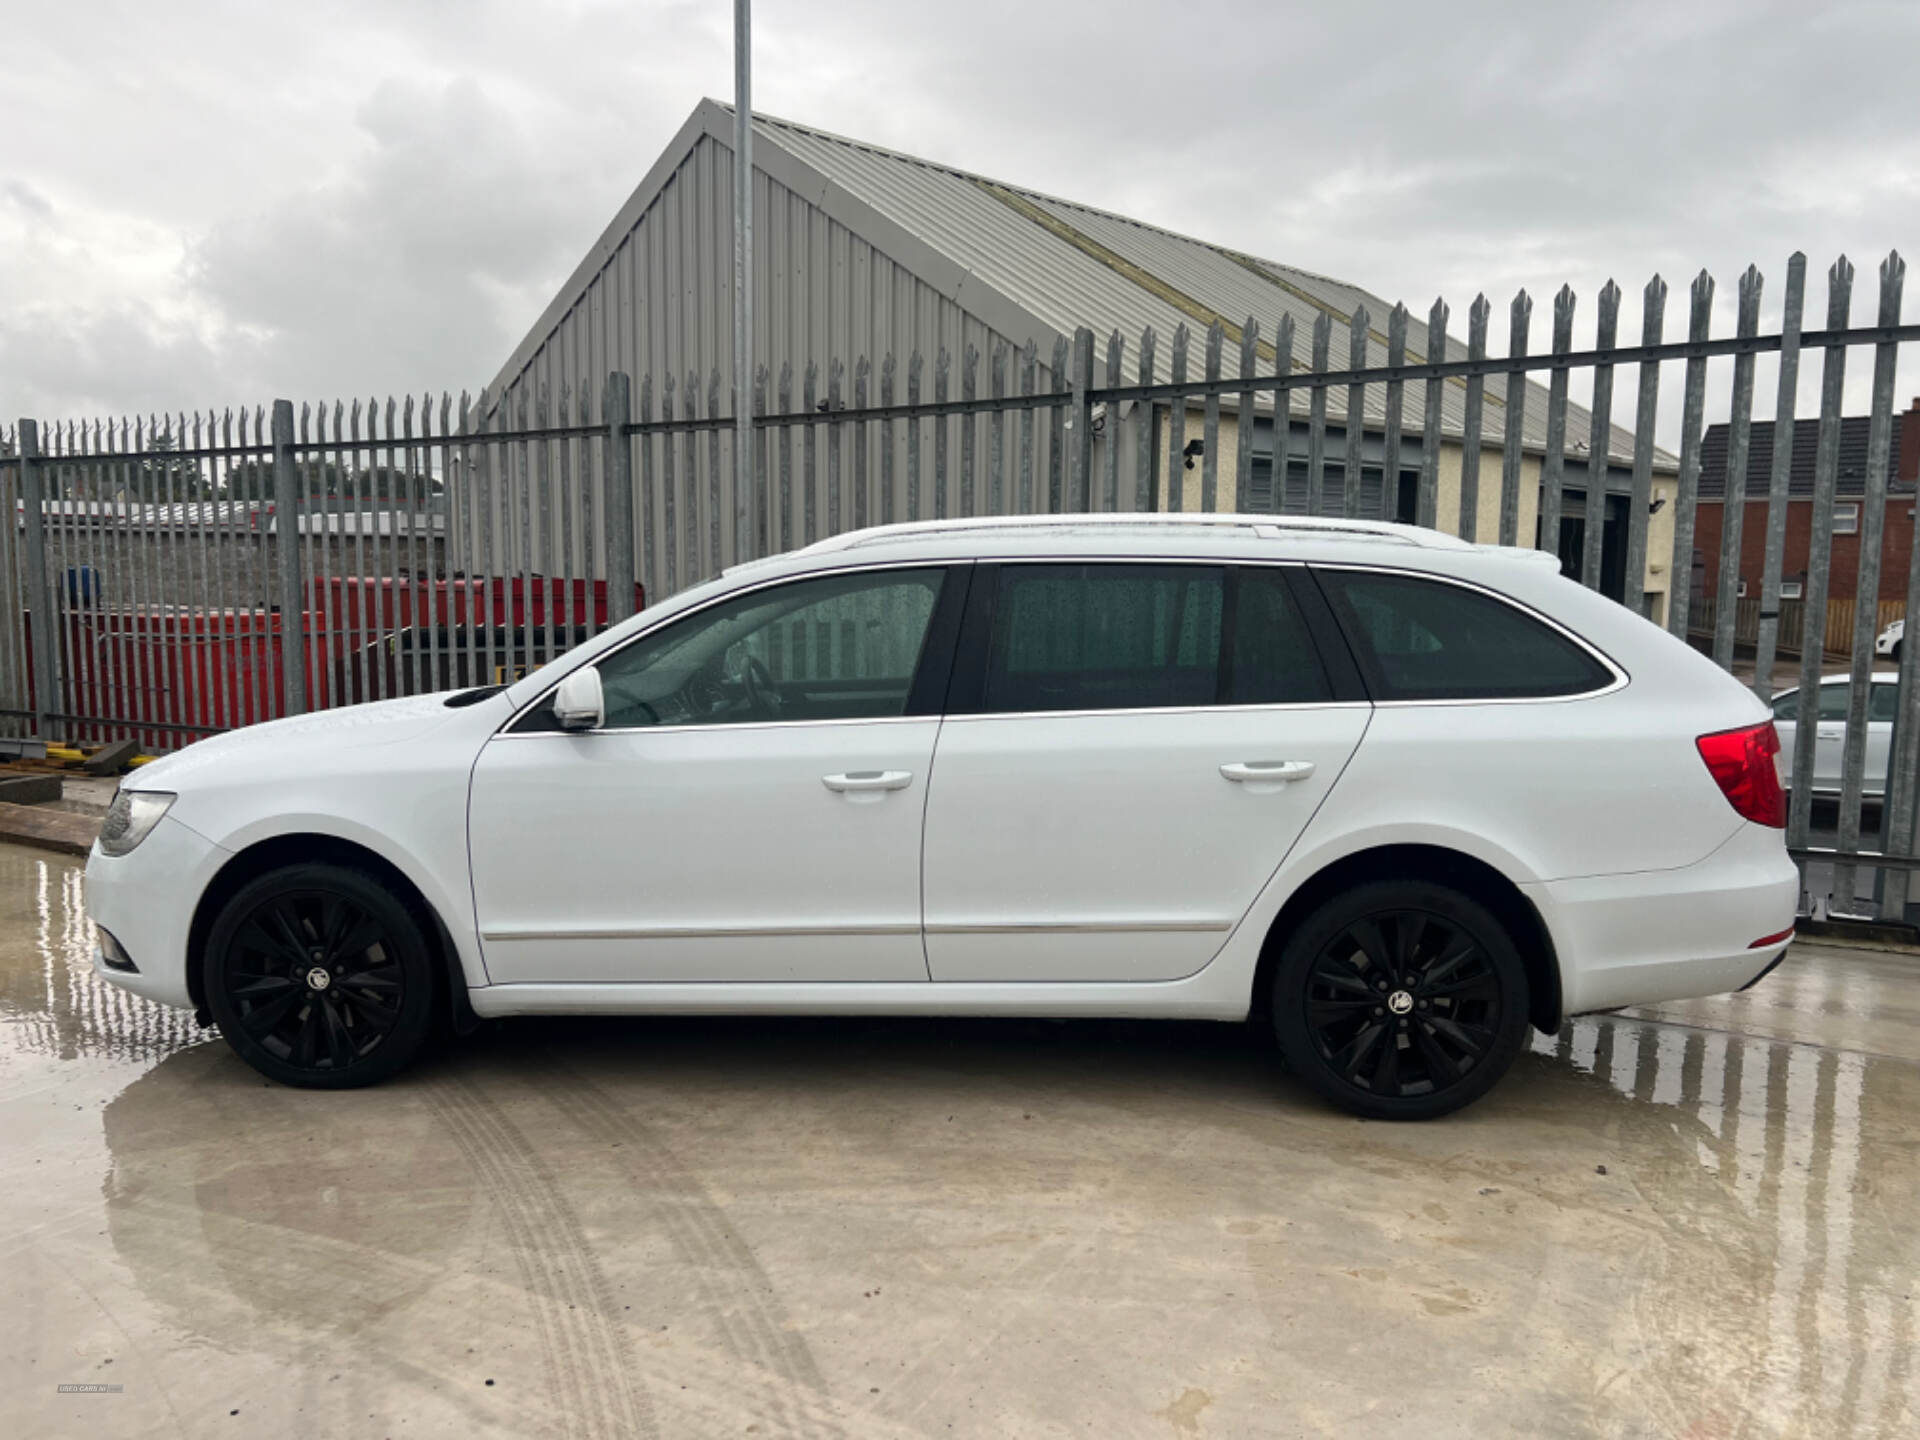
[706,366,722,572]
[1201,320,1224,513]
[1235,318,1259,514]
[1166,324,1190,513]
[661,371,679,593]
[1344,307,1369,519]
[1498,291,1531,547]
[1271,313,1295,514]
[1538,286,1575,561]
[903,353,920,523]
[932,348,949,520]
[1751,252,1807,699]
[1070,328,1094,512]
[1580,280,1621,592]
[960,344,977,517]
[1307,312,1331,517]
[1720,268,1758,664]
[853,355,871,532]
[1841,255,1902,911]
[1135,327,1156,513]
[1786,255,1854,853]
[1047,335,1069,514]
[1104,329,1123,513]
[1382,303,1408,523]
[881,353,899,527]
[988,343,1008,515]
[1623,274,1668,614]
[777,361,794,547]
[803,360,819,544]
[684,369,702,585]
[1666,270,1714,642]
[636,372,656,602]
[1458,295,1489,540]
[1418,299,1448,530]
[1876,252,1918,918]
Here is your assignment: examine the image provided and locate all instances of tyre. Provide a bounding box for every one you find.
[203,863,437,1088]
[1893,640,1903,665]
[1271,880,1531,1121]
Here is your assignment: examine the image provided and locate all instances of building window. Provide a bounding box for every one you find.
[1834,503,1860,535]
[1737,579,1748,598]
[1780,580,1804,600]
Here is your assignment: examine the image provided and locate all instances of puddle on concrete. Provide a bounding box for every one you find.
[2,842,1916,1438]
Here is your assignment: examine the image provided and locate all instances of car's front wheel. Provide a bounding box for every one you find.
[1271,880,1531,1121]
[203,863,436,1088]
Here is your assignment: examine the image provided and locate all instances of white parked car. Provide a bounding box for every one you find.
[1876,617,1904,663]
[1770,672,1900,796]
[86,515,1797,1120]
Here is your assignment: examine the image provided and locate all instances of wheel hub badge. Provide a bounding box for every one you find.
[1387,989,1414,1015]
[306,966,332,992]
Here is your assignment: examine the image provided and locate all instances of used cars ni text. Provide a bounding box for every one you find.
[87,515,1797,1120]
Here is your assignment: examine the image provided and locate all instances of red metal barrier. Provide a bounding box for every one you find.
[33,576,644,751]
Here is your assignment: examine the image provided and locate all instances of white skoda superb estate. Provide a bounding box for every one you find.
[87,515,1797,1119]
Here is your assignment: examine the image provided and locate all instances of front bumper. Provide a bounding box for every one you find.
[84,814,229,1011]
[1526,821,1799,1016]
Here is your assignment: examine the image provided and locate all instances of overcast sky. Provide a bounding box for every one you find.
[5,0,1917,437]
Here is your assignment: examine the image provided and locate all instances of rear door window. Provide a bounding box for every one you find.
[981,564,1224,713]
[1229,566,1334,704]
[1315,568,1614,701]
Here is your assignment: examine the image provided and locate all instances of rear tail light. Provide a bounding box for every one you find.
[1696,722,1787,828]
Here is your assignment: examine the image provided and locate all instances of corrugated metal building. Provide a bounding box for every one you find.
[487,100,1679,609]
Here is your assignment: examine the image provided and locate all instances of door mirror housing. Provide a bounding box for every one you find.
[553,667,605,731]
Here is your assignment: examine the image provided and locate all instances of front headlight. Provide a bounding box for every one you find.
[99,790,176,857]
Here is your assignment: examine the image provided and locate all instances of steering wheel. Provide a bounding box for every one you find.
[739,654,782,719]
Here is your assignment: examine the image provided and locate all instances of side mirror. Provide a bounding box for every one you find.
[553,667,604,732]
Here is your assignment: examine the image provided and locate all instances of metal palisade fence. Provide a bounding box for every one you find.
[1,250,1917,922]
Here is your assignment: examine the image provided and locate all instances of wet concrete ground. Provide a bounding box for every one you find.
[2,843,1917,1440]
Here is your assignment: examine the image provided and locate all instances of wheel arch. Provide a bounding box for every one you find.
[184,832,478,1034]
[1251,843,1563,1034]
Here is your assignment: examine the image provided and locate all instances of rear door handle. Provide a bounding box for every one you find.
[1220,760,1315,786]
[822,770,913,794]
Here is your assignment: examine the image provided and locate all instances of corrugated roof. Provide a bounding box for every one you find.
[1698,417,1911,500]
[751,107,1667,468]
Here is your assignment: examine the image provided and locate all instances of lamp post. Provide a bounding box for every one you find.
[732,0,754,558]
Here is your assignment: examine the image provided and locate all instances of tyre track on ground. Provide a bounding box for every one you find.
[533,1054,845,1440]
[426,1073,655,1440]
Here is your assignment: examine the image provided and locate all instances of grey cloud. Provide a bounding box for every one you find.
[5,0,1917,426]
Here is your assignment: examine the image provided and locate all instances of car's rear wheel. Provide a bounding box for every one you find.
[1271,880,1531,1121]
[203,863,435,1088]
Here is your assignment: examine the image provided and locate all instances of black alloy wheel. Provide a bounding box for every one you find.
[204,863,436,1088]
[1272,880,1531,1120]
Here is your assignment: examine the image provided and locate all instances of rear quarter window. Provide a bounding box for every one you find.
[1316,568,1614,701]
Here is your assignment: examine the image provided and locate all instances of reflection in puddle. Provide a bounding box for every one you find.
[0,852,202,1070]
[1529,998,1911,1434]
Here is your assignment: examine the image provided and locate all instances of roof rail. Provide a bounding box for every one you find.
[796,512,1475,554]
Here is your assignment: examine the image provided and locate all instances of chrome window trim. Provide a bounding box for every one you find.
[496,557,957,737]
[1307,561,1629,707]
[493,713,942,740]
[941,700,1371,724]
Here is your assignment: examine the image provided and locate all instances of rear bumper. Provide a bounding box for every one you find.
[1527,822,1799,1015]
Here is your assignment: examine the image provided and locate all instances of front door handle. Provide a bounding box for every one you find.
[1221,760,1315,786]
[823,770,914,794]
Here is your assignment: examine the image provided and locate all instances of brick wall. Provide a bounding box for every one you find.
[1689,495,1918,607]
